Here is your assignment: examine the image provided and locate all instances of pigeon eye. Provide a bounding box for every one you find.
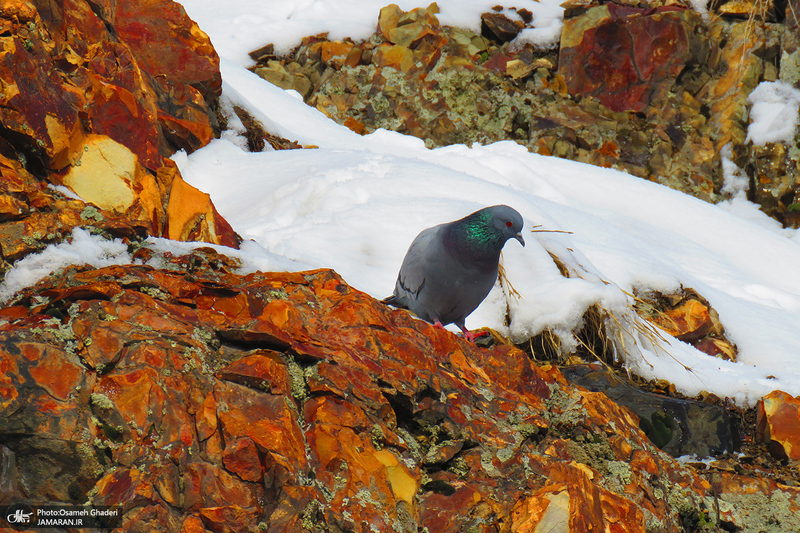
[506,221,513,227]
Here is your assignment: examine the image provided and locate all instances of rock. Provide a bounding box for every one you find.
[0,245,794,531]
[635,288,737,360]
[372,43,416,72]
[254,60,314,99]
[757,390,800,461]
[60,135,163,228]
[0,0,236,255]
[481,12,524,43]
[712,471,800,530]
[749,141,800,221]
[558,4,705,114]
[506,59,536,79]
[165,171,240,248]
[0,248,724,531]
[716,0,777,19]
[252,2,799,226]
[563,363,739,457]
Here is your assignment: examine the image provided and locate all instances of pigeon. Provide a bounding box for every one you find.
[383,204,525,342]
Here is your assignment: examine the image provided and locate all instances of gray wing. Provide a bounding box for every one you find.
[386,222,499,327]
[385,225,444,317]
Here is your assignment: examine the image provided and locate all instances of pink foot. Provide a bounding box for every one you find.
[433,321,487,344]
[458,325,488,344]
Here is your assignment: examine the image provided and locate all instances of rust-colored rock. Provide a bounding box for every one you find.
[649,297,715,341]
[0,247,787,531]
[559,4,704,113]
[372,43,416,72]
[165,174,240,248]
[0,0,235,255]
[757,390,800,460]
[635,288,736,361]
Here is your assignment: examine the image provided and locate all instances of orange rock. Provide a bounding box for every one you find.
[712,471,800,527]
[0,259,775,530]
[372,43,416,72]
[344,116,368,134]
[26,344,84,401]
[378,4,404,39]
[179,515,207,533]
[198,505,261,533]
[0,0,235,252]
[222,437,264,482]
[215,381,308,472]
[216,351,292,396]
[510,484,570,533]
[648,297,714,340]
[182,463,258,512]
[757,390,800,460]
[165,174,241,247]
[94,468,158,509]
[319,41,355,68]
[98,367,165,440]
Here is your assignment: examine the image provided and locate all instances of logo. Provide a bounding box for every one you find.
[0,504,122,529]
[4,503,36,530]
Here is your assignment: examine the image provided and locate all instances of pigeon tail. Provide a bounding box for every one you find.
[381,294,406,309]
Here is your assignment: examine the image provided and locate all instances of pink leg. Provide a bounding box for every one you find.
[458,324,487,344]
[434,321,486,344]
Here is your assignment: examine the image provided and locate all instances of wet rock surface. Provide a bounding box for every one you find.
[563,363,739,457]
[253,3,800,224]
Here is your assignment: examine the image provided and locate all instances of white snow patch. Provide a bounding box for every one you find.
[746,81,800,146]
[0,228,132,303]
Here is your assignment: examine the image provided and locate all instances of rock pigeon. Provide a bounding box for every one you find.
[383,204,524,342]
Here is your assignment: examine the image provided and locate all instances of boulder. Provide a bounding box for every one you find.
[0,0,237,257]
[0,247,795,531]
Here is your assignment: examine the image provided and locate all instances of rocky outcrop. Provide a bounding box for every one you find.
[0,249,797,532]
[253,3,799,225]
[0,0,239,272]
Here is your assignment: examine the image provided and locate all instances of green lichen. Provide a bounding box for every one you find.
[80,205,104,222]
[370,424,385,451]
[90,392,115,410]
[286,355,309,401]
[264,288,289,300]
[140,286,170,301]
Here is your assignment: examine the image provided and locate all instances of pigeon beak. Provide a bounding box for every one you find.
[514,233,525,247]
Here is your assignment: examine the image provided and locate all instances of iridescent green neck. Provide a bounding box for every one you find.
[446,210,505,258]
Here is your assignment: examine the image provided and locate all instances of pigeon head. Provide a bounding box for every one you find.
[451,205,525,256]
[486,205,525,247]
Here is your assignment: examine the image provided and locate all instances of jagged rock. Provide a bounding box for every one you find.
[757,390,800,461]
[749,141,800,221]
[0,247,796,531]
[0,0,237,258]
[0,249,720,531]
[716,0,777,19]
[634,287,737,360]
[259,3,790,212]
[481,12,524,43]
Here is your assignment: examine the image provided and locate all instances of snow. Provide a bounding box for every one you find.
[0,228,131,302]
[746,81,800,146]
[1,0,799,408]
[177,0,563,65]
